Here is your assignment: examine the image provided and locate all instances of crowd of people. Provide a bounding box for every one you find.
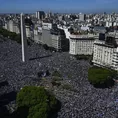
[0,38,118,118]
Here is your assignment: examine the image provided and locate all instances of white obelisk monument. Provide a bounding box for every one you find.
[20,13,28,62]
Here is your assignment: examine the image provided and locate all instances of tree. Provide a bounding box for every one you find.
[0,28,22,44]
[88,67,116,88]
[16,86,60,118]
[14,34,21,44]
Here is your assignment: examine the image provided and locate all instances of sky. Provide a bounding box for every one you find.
[0,0,118,13]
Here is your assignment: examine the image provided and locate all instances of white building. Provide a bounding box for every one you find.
[4,20,20,34]
[69,34,95,55]
[33,28,42,44]
[92,38,118,71]
[106,21,113,27]
[42,22,52,30]
[112,48,118,70]
[64,28,70,39]
[8,20,14,32]
[34,29,38,35]
[93,42,114,68]
[25,25,31,38]
[36,11,45,20]
[13,23,20,34]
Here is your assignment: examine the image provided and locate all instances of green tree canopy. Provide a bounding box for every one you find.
[16,86,60,118]
[0,28,30,45]
[88,67,116,88]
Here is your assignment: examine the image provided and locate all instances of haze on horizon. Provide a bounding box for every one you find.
[0,0,117,13]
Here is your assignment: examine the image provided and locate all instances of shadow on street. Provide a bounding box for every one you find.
[29,54,52,61]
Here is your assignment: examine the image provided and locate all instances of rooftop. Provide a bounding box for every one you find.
[94,43,116,48]
[50,28,65,36]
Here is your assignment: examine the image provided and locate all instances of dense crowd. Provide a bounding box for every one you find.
[0,38,118,118]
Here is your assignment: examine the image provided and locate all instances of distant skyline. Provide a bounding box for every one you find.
[0,0,118,13]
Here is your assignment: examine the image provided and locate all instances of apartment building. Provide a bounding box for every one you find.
[92,36,118,70]
[69,34,95,55]
[50,28,69,51]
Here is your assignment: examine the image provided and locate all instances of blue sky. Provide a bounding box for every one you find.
[0,0,117,13]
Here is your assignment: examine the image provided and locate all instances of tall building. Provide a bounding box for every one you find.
[13,22,20,34]
[36,11,45,20]
[20,13,28,62]
[50,28,69,51]
[48,10,52,18]
[35,21,53,46]
[5,20,20,34]
[79,13,85,21]
[41,28,52,47]
[35,23,69,51]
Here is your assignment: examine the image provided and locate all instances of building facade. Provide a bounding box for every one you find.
[13,23,20,34]
[41,28,52,47]
[92,37,118,71]
[112,48,118,70]
[3,20,20,34]
[69,34,95,55]
[25,25,31,38]
[42,22,52,30]
[33,28,43,44]
[79,13,85,21]
[8,20,14,32]
[51,28,69,51]
[93,43,114,68]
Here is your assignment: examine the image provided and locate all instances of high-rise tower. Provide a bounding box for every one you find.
[36,11,45,20]
[20,13,28,62]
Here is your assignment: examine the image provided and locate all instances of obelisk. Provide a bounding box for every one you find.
[20,13,28,62]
